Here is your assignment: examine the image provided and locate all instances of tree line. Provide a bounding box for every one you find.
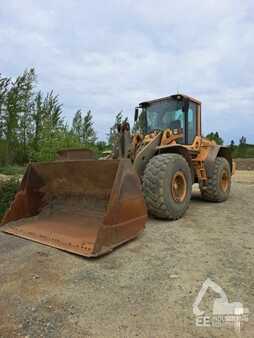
[206,132,253,158]
[0,68,119,165]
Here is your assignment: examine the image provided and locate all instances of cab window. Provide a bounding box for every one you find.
[187,102,197,144]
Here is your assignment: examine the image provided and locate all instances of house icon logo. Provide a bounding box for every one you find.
[193,278,249,331]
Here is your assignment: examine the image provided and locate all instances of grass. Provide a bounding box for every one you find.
[0,177,20,221]
[0,165,26,176]
[0,165,24,220]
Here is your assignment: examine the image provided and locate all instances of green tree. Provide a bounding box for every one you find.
[239,136,247,145]
[17,69,36,163]
[32,91,44,152]
[237,136,247,157]
[108,111,123,146]
[72,109,83,142]
[0,69,36,163]
[3,76,24,163]
[0,68,110,165]
[32,123,82,162]
[72,110,97,145]
[30,90,65,161]
[206,131,224,145]
[229,140,235,152]
[0,75,10,139]
[0,75,11,164]
[82,110,97,144]
[96,141,107,151]
[42,90,63,129]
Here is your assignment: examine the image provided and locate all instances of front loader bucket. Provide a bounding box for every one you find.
[1,159,147,257]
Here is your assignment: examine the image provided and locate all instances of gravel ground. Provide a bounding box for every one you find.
[0,171,254,338]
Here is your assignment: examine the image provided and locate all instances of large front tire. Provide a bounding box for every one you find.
[143,154,192,220]
[200,157,231,202]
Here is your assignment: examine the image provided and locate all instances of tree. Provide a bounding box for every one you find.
[0,75,10,139]
[82,110,97,144]
[96,140,110,157]
[0,69,36,163]
[3,70,35,163]
[238,136,247,157]
[108,111,123,146]
[239,136,247,145]
[72,110,97,145]
[16,69,36,163]
[230,140,235,152]
[40,90,63,130]
[96,141,107,151]
[30,90,64,161]
[0,68,109,164]
[32,124,80,162]
[206,131,223,145]
[72,109,83,142]
[32,91,44,152]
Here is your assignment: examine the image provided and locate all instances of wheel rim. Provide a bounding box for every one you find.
[171,171,187,203]
[220,168,229,192]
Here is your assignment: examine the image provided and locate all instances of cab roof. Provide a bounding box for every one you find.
[139,93,201,107]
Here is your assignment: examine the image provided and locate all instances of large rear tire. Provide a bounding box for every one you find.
[143,153,192,220]
[200,157,231,202]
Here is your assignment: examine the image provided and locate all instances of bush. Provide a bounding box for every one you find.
[0,177,20,221]
[232,144,254,158]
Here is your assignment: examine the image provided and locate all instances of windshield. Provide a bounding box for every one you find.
[145,98,184,133]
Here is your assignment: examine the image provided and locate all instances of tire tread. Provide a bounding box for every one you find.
[143,153,191,219]
[200,157,231,202]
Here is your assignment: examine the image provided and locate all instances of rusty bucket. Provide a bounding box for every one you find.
[1,159,147,257]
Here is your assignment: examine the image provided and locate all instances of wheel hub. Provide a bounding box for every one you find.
[220,168,229,192]
[171,171,187,203]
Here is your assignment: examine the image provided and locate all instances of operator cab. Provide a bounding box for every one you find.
[135,94,201,145]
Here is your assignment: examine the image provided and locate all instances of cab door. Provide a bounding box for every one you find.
[186,101,198,144]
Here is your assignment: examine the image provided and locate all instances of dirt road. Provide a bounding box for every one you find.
[0,171,253,338]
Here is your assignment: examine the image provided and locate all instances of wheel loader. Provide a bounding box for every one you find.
[0,93,233,257]
[113,93,233,220]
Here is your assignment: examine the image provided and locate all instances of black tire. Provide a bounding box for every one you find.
[200,157,231,202]
[143,153,192,220]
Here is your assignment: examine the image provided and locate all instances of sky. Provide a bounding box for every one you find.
[0,0,254,144]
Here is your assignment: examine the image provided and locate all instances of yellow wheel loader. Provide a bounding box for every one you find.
[1,93,233,257]
[114,93,233,220]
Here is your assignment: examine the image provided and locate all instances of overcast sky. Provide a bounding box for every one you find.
[1,0,253,143]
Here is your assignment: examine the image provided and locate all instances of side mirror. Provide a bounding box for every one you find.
[134,107,139,122]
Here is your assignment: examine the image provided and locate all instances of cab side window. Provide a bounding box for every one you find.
[188,102,197,144]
